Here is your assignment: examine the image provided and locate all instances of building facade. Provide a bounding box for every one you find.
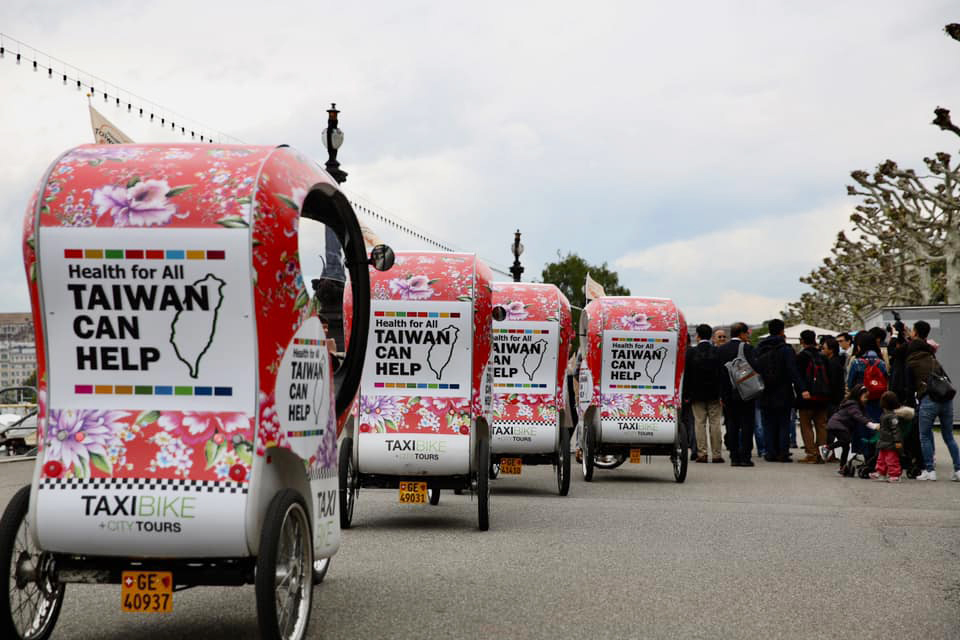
[0,313,37,388]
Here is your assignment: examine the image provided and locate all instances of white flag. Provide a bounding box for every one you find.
[89,105,134,144]
[584,273,606,302]
[359,221,382,250]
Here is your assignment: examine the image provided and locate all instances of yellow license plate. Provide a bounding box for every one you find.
[121,571,173,613]
[500,458,522,474]
[398,481,427,504]
[630,448,645,464]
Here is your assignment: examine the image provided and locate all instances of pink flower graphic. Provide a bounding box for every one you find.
[620,313,652,331]
[359,395,403,432]
[504,300,529,321]
[45,409,130,475]
[158,411,249,446]
[388,274,435,300]
[92,179,180,226]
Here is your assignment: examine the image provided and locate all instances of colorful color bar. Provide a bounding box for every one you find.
[65,249,227,260]
[373,382,460,389]
[492,328,550,334]
[374,311,461,318]
[287,429,324,438]
[611,337,669,343]
[75,384,233,396]
[494,383,549,388]
[294,338,320,346]
[608,384,667,390]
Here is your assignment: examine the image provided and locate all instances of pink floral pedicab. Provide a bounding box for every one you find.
[0,143,393,640]
[577,297,689,483]
[339,251,497,530]
[489,283,574,495]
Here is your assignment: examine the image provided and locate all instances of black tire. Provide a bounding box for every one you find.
[312,557,330,584]
[477,437,490,531]
[581,423,595,482]
[428,488,440,506]
[593,453,627,470]
[673,422,689,483]
[557,425,571,496]
[338,438,355,529]
[256,490,314,640]
[489,461,500,480]
[1,486,65,640]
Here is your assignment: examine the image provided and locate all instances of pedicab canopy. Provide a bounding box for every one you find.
[23,144,368,557]
[579,297,687,443]
[344,251,494,475]
[490,283,573,448]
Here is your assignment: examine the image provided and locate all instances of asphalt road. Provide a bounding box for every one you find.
[2,440,959,640]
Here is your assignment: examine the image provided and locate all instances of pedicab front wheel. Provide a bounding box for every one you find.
[556,424,571,496]
[0,485,65,640]
[428,488,441,506]
[256,490,314,640]
[581,423,595,482]
[673,421,689,483]
[477,437,490,531]
[338,438,356,529]
[312,557,330,584]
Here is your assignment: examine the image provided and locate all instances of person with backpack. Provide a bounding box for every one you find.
[717,322,760,467]
[905,320,960,482]
[823,384,878,473]
[755,319,807,463]
[683,324,725,463]
[846,332,888,460]
[795,330,830,464]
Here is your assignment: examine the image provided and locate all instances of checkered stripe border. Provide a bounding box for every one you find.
[492,419,557,428]
[307,466,338,481]
[39,477,249,494]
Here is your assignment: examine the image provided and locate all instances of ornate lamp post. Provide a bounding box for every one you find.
[318,103,348,347]
[323,103,348,183]
[510,229,524,282]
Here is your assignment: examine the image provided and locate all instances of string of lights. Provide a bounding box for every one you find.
[1,32,514,278]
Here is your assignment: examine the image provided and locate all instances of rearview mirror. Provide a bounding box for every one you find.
[491,305,507,322]
[369,244,395,272]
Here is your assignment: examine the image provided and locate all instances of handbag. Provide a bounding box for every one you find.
[926,364,957,403]
[725,341,764,401]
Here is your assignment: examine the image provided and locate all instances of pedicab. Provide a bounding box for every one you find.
[489,283,574,495]
[338,251,497,530]
[0,143,393,640]
[577,297,689,482]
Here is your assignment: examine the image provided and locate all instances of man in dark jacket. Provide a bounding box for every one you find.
[717,322,759,467]
[795,330,829,464]
[683,324,725,463]
[821,336,845,414]
[755,319,808,462]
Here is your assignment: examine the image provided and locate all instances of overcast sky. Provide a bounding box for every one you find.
[1,1,958,325]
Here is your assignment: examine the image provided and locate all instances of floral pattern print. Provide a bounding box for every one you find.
[26,144,345,482]
[503,300,529,321]
[580,297,687,424]
[388,274,436,300]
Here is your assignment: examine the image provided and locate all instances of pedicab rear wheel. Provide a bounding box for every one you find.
[477,437,490,531]
[256,490,314,640]
[581,423,595,482]
[593,453,627,470]
[673,421,688,483]
[428,488,440,506]
[556,424,571,496]
[338,438,356,529]
[1,486,65,640]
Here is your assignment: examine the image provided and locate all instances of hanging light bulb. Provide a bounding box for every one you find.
[16,52,21,64]
[0,46,4,58]
[32,60,37,72]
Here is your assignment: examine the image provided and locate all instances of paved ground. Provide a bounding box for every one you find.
[2,440,959,639]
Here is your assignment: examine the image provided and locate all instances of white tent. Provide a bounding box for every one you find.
[783,323,840,345]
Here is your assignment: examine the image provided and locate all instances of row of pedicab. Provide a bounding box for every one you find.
[1,144,688,640]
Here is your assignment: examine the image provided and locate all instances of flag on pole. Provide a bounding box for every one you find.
[89,104,134,144]
[584,273,606,303]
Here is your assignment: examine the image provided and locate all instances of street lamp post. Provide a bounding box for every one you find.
[510,229,524,282]
[319,103,348,348]
[323,103,348,183]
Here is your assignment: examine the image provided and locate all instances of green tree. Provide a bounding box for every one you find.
[541,252,630,350]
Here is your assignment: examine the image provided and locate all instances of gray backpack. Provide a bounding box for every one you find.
[725,341,764,401]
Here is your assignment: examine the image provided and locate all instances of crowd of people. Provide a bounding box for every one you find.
[680,318,960,482]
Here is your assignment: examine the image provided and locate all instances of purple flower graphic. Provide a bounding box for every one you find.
[620,313,652,331]
[505,300,529,321]
[92,179,179,226]
[45,409,130,475]
[359,395,403,432]
[601,393,631,416]
[388,274,435,300]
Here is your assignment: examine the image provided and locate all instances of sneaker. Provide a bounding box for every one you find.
[917,470,937,481]
[888,476,902,483]
[951,470,960,482]
[868,472,887,481]
[818,445,832,461]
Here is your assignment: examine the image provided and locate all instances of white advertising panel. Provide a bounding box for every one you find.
[491,422,556,454]
[357,433,470,475]
[490,321,558,395]
[275,317,331,461]
[38,227,256,413]
[362,300,472,398]
[309,473,340,559]
[36,477,248,557]
[600,330,676,396]
[599,418,676,444]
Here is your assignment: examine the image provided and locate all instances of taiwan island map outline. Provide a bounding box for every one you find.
[169,273,226,378]
[427,325,460,380]
[521,338,548,381]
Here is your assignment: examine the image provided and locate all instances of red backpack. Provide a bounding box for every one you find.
[863,359,887,400]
